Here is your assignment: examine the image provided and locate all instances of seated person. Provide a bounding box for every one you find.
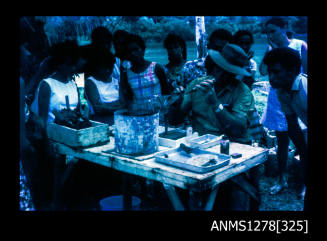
[169,44,254,144]
[168,44,258,211]
[85,49,123,125]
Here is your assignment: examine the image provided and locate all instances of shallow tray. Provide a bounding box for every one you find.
[154,146,230,173]
[187,134,223,149]
[158,128,187,148]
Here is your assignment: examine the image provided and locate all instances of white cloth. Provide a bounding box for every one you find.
[30,77,79,123]
[87,76,119,103]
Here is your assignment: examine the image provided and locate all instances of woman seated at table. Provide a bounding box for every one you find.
[120,33,173,115]
[85,49,123,125]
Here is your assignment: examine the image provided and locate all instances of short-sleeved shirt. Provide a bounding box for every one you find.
[277,73,307,126]
[181,76,255,144]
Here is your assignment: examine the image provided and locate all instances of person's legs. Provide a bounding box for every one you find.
[270,131,289,194]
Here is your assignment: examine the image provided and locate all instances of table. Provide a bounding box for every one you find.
[50,136,268,211]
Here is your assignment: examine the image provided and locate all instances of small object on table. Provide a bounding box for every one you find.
[220,139,230,155]
[231,153,242,159]
[179,143,193,155]
[65,95,70,109]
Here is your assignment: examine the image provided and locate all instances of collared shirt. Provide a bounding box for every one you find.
[277,73,307,126]
[181,76,255,144]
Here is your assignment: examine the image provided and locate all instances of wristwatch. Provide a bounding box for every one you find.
[215,103,224,113]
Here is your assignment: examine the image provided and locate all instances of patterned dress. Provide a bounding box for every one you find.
[181,57,207,88]
[261,38,307,131]
[20,161,35,211]
[163,63,186,90]
[126,62,162,115]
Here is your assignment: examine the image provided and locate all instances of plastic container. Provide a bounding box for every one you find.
[99,195,141,211]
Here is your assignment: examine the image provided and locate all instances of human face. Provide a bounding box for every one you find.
[206,62,224,84]
[126,42,144,64]
[97,65,113,82]
[209,38,229,52]
[268,63,296,90]
[236,35,252,54]
[166,43,183,63]
[265,24,286,46]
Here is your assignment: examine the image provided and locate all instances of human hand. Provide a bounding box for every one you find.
[193,79,220,106]
[247,50,254,59]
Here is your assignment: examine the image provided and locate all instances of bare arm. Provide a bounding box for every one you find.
[286,114,307,157]
[38,81,51,129]
[155,63,174,95]
[301,41,308,74]
[259,45,272,76]
[85,78,122,115]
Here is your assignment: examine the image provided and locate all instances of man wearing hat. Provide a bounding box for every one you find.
[171,43,255,144]
[168,44,260,210]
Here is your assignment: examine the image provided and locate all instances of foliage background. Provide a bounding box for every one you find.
[34,16,307,46]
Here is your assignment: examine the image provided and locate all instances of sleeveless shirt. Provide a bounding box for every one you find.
[30,77,79,123]
[126,62,162,114]
[87,76,119,103]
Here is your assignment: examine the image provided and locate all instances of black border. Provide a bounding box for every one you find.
[12,10,315,239]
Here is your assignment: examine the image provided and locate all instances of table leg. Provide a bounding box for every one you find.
[162,183,185,211]
[122,174,132,210]
[204,185,220,211]
[188,191,204,210]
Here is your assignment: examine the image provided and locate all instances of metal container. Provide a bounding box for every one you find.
[187,134,223,149]
[220,139,230,155]
[155,145,230,173]
[114,109,159,155]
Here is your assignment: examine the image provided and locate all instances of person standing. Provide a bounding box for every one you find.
[262,47,308,209]
[163,32,187,92]
[182,28,233,88]
[233,29,257,89]
[28,40,82,210]
[259,17,307,196]
[85,49,122,125]
[120,34,173,115]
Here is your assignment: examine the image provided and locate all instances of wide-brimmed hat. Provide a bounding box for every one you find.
[208,44,251,77]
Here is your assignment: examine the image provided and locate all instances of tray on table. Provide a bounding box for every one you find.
[154,145,230,173]
[186,134,223,149]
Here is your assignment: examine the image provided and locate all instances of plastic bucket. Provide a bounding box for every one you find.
[99,195,141,211]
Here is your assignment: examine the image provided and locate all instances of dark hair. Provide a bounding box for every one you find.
[263,47,302,74]
[113,29,130,44]
[204,54,216,72]
[91,26,112,44]
[126,33,146,51]
[48,40,79,69]
[286,30,294,39]
[86,49,116,75]
[233,30,254,45]
[163,33,187,60]
[265,17,288,29]
[208,28,233,45]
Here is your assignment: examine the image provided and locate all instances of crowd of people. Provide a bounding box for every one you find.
[19,16,308,211]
